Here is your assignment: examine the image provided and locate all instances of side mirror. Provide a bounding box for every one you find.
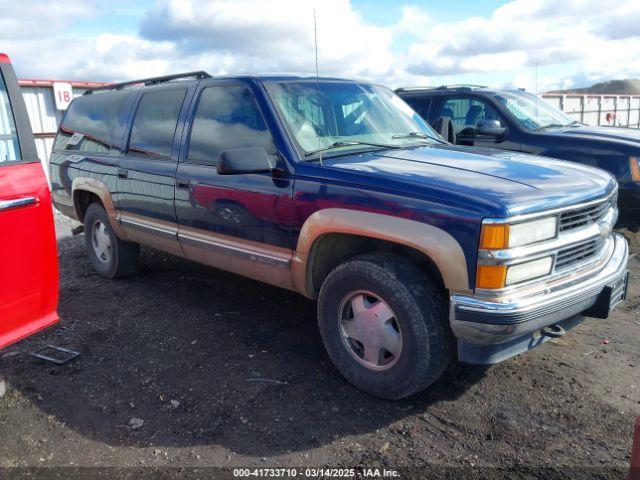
[477,119,507,140]
[217,147,276,175]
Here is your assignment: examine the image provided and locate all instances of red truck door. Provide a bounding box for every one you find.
[0,53,59,348]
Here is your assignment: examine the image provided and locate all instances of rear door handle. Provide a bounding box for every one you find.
[0,196,39,211]
[176,178,191,189]
[117,168,128,179]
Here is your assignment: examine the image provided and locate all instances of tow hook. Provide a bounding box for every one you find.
[71,225,84,236]
[540,324,566,338]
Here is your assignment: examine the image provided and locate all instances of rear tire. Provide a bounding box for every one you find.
[317,252,453,399]
[84,203,139,279]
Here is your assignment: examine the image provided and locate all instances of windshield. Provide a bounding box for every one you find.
[495,90,576,131]
[265,80,441,159]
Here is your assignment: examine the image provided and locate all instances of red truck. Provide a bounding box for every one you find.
[0,53,59,348]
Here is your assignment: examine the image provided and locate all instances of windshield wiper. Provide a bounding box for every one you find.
[304,140,397,157]
[392,131,436,140]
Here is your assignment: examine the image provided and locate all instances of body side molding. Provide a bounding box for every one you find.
[292,208,470,297]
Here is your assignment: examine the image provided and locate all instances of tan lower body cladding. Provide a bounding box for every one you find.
[117,212,295,291]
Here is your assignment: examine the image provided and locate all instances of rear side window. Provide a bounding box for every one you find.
[0,72,21,163]
[54,90,130,153]
[187,85,275,165]
[129,88,187,158]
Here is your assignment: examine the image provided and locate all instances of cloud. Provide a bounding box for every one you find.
[0,0,97,37]
[399,0,640,88]
[0,0,639,91]
[138,0,395,79]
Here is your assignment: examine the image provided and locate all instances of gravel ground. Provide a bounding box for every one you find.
[0,212,638,479]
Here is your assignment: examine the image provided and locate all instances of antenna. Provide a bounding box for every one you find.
[535,62,539,117]
[314,9,323,166]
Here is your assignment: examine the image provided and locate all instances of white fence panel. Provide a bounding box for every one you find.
[542,93,640,128]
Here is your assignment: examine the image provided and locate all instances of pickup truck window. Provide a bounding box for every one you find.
[0,72,21,163]
[54,90,129,153]
[265,81,439,159]
[129,88,187,158]
[440,97,502,132]
[495,90,574,131]
[187,85,275,165]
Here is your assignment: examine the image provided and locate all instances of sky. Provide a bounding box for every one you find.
[1,0,639,92]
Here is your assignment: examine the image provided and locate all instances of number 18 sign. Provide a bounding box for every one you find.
[53,82,73,110]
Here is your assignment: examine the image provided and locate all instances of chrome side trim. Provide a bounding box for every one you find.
[0,196,38,211]
[178,232,290,269]
[482,188,617,225]
[119,216,177,240]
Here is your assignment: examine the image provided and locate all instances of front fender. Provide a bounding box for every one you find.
[291,208,470,297]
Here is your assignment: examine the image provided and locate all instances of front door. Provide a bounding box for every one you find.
[175,81,294,288]
[438,95,520,150]
[116,85,193,256]
[0,54,59,348]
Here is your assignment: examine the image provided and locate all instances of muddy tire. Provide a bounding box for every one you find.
[317,252,453,399]
[84,203,139,279]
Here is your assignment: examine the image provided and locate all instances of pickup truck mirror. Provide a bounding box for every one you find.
[217,147,277,175]
[477,119,507,141]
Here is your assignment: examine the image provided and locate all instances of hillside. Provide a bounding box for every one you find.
[550,79,640,95]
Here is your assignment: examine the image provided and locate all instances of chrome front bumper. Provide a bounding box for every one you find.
[451,233,629,364]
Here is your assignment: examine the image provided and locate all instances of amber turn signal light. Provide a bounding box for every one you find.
[476,264,507,289]
[631,157,640,182]
[480,224,510,250]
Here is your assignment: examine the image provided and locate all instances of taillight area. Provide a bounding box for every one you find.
[0,53,10,64]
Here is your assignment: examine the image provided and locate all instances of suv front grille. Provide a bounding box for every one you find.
[559,201,610,232]
[555,238,604,271]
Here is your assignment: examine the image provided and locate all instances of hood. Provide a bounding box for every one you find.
[548,125,640,146]
[322,145,616,217]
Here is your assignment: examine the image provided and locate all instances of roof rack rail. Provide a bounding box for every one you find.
[434,84,487,90]
[396,84,488,93]
[395,86,438,92]
[84,71,211,95]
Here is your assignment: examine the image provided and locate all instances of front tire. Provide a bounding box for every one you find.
[317,253,453,399]
[84,203,139,279]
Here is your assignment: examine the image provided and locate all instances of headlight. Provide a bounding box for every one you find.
[505,256,553,285]
[631,156,640,182]
[476,256,553,289]
[480,216,557,249]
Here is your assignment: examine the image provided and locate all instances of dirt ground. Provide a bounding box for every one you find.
[0,213,638,479]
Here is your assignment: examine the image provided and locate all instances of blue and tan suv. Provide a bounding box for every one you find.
[50,72,629,399]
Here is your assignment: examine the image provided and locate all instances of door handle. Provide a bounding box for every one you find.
[176,179,191,189]
[117,168,128,179]
[0,196,38,211]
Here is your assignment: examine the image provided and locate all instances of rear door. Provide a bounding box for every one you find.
[116,85,193,256]
[0,54,59,348]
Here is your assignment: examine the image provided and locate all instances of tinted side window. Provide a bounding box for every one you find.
[54,90,129,153]
[0,71,21,163]
[440,97,501,132]
[403,97,431,120]
[129,89,187,158]
[187,85,275,165]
